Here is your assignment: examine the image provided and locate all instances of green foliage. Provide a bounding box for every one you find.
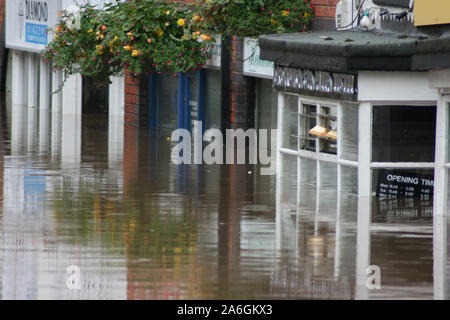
[195,0,314,37]
[43,0,314,86]
[43,1,214,86]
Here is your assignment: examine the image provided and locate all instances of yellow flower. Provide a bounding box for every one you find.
[132,50,139,57]
[181,34,189,40]
[200,34,211,41]
[156,28,164,37]
[177,19,185,27]
[123,45,133,51]
[114,36,118,42]
[270,19,277,24]
[88,29,93,33]
[166,10,170,15]
[282,10,289,16]
[192,15,203,22]
[304,12,311,18]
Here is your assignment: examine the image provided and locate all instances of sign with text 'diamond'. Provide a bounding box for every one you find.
[5,0,61,53]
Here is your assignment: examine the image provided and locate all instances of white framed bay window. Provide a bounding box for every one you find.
[277,92,359,212]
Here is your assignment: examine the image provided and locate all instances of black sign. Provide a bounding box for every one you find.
[273,66,358,101]
[376,170,434,200]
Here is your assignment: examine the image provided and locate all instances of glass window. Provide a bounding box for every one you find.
[205,69,222,130]
[282,94,298,150]
[318,106,337,155]
[341,103,359,162]
[319,161,337,189]
[280,155,298,207]
[158,73,178,130]
[341,166,358,195]
[299,103,317,152]
[372,106,436,163]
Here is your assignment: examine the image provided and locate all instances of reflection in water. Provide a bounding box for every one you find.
[0,100,448,300]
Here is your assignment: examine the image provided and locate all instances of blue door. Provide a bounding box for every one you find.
[149,70,206,133]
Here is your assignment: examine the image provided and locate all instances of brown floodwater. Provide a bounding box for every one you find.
[0,102,447,300]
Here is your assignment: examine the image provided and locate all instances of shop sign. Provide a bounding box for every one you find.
[273,65,358,101]
[243,38,274,79]
[5,0,61,53]
[204,35,222,69]
[376,170,434,200]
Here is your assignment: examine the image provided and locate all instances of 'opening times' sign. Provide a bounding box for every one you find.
[376,170,434,200]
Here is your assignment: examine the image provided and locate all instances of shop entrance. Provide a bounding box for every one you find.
[149,69,222,133]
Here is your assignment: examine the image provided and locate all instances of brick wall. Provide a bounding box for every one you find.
[229,36,249,129]
[124,71,149,126]
[311,0,339,31]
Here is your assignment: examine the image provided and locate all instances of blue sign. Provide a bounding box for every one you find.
[25,22,47,45]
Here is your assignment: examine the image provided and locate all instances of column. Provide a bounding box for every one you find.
[27,53,39,108]
[39,58,51,109]
[51,69,62,114]
[109,76,125,118]
[11,50,26,106]
[62,73,82,116]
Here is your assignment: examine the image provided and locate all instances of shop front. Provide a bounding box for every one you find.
[149,37,222,134]
[259,28,450,216]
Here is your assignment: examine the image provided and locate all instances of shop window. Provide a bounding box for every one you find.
[341,103,359,162]
[157,73,178,130]
[372,106,436,163]
[318,106,337,155]
[205,69,222,130]
[282,94,299,150]
[299,103,316,152]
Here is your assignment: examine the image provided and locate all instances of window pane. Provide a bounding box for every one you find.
[299,103,316,152]
[298,158,317,209]
[280,154,298,207]
[341,103,358,162]
[282,94,298,150]
[372,106,436,162]
[205,69,221,130]
[341,166,358,195]
[319,106,337,155]
[158,73,178,129]
[320,162,337,189]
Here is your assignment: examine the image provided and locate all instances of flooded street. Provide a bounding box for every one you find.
[0,101,446,300]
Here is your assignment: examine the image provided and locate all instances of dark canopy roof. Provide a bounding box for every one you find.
[259,30,450,72]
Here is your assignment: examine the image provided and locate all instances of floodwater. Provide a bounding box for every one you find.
[0,102,448,300]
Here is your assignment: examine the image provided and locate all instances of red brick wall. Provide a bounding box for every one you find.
[229,36,248,129]
[124,71,149,126]
[311,0,339,31]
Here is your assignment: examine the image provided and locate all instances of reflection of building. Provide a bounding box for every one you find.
[0,104,127,299]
